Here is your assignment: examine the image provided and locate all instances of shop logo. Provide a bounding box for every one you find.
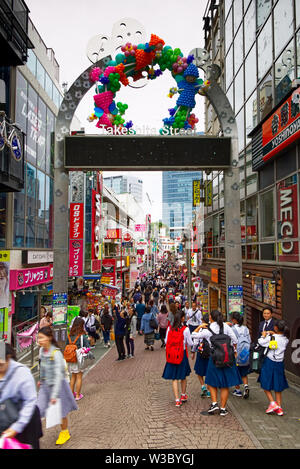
[17,272,24,287]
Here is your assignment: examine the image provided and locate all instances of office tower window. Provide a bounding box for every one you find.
[234,24,244,74]
[235,65,244,112]
[244,1,256,55]
[260,189,275,239]
[225,7,233,52]
[245,45,257,100]
[274,0,294,59]
[274,40,295,105]
[226,46,234,89]
[256,0,272,29]
[257,16,272,81]
[236,109,245,152]
[245,91,258,145]
[259,71,273,120]
[233,0,243,34]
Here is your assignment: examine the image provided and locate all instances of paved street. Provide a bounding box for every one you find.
[39,335,300,450]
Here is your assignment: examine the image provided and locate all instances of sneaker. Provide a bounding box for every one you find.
[201,388,208,398]
[232,389,243,397]
[243,387,250,399]
[75,393,83,401]
[175,399,182,407]
[207,402,219,414]
[220,408,228,416]
[56,430,71,445]
[266,402,279,414]
[127,354,132,358]
[107,343,111,347]
[207,391,211,398]
[150,346,154,351]
[180,394,188,403]
[274,406,284,416]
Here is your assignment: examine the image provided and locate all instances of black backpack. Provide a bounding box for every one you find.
[198,337,211,359]
[207,324,235,368]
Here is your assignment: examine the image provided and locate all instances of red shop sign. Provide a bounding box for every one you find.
[277,178,299,262]
[105,229,122,239]
[91,190,102,262]
[69,203,84,239]
[10,265,53,290]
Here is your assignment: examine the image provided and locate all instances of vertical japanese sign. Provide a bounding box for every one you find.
[91,189,102,272]
[101,259,116,286]
[193,180,201,207]
[69,172,85,277]
[204,181,212,207]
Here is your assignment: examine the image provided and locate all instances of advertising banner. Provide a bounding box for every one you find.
[277,176,299,262]
[91,189,102,272]
[53,293,68,325]
[101,259,116,286]
[130,268,139,289]
[263,279,276,307]
[10,265,53,291]
[69,240,84,277]
[69,203,84,240]
[0,251,10,309]
[204,180,212,207]
[228,285,244,314]
[193,180,201,207]
[135,224,145,232]
[252,276,263,302]
[262,87,300,164]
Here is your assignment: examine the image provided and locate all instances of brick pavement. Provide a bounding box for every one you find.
[40,335,260,450]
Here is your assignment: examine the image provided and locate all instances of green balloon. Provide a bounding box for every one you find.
[115,53,125,64]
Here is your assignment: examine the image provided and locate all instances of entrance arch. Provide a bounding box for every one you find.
[53,39,242,316]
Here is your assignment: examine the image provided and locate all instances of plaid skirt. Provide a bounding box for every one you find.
[37,379,78,419]
[144,332,155,346]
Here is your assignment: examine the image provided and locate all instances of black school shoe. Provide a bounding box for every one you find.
[207,403,219,414]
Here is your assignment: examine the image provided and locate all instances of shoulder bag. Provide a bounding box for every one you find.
[0,366,23,433]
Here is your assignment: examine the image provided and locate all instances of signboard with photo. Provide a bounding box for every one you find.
[252,276,263,302]
[263,278,276,307]
[0,251,10,309]
[228,285,244,314]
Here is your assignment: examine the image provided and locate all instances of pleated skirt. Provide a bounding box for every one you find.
[194,352,209,377]
[257,357,289,392]
[162,351,191,381]
[205,357,242,388]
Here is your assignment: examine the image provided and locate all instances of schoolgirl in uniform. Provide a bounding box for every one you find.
[192,310,241,416]
[191,313,211,398]
[257,320,289,415]
[162,310,193,407]
[230,312,251,399]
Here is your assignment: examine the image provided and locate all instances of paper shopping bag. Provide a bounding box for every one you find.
[46,399,62,429]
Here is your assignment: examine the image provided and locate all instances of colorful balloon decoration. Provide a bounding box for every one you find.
[88,34,210,133]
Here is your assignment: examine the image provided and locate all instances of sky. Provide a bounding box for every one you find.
[26,0,207,221]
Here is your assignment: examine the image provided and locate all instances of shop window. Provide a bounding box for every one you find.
[246,146,258,195]
[36,60,45,89]
[260,243,276,261]
[26,85,38,164]
[241,200,246,243]
[246,195,258,242]
[257,16,272,81]
[219,213,225,243]
[245,46,257,100]
[274,0,294,59]
[45,73,53,100]
[276,148,296,180]
[259,161,274,189]
[46,108,55,176]
[213,214,219,245]
[0,194,6,247]
[260,189,275,239]
[242,245,246,259]
[259,71,273,120]
[244,1,256,55]
[275,40,295,106]
[247,244,259,260]
[53,86,61,109]
[15,71,27,134]
[26,49,36,77]
[256,0,272,29]
[239,152,245,198]
[13,190,25,247]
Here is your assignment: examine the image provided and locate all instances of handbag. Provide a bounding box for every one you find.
[149,314,158,330]
[0,367,22,433]
[76,336,95,370]
[154,332,161,340]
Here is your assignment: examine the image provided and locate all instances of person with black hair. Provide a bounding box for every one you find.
[0,344,42,448]
[192,310,241,416]
[162,310,193,407]
[229,312,251,399]
[37,326,78,445]
[258,307,275,339]
[67,317,90,401]
[257,319,290,416]
[191,312,211,398]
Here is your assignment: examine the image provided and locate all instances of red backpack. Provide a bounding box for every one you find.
[166,326,186,365]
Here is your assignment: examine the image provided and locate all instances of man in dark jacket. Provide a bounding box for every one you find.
[101,304,113,347]
[114,306,127,361]
[257,307,275,340]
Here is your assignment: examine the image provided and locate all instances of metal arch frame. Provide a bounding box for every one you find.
[53,49,242,317]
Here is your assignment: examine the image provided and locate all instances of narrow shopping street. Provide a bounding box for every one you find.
[40,336,300,450]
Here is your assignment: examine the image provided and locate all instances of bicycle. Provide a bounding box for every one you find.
[0,111,23,162]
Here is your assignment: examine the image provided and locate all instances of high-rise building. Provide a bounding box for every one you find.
[103,175,143,203]
[162,171,202,239]
[201,0,300,378]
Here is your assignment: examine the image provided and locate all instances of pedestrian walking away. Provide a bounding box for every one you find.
[125,306,137,358]
[162,310,193,407]
[140,306,158,351]
[257,320,290,416]
[37,326,78,445]
[114,305,127,361]
[0,343,42,449]
[229,312,251,399]
[157,304,169,348]
[191,313,211,398]
[192,310,241,416]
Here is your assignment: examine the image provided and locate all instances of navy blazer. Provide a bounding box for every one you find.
[258,318,275,339]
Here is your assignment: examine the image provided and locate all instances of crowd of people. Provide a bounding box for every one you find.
[0,260,291,449]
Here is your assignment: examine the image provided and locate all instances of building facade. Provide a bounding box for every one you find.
[202,0,300,377]
[162,171,203,239]
[0,17,64,343]
[103,175,143,204]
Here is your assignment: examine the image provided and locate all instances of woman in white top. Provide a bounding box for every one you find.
[162,310,193,407]
[257,320,289,416]
[229,311,251,399]
[192,310,242,416]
